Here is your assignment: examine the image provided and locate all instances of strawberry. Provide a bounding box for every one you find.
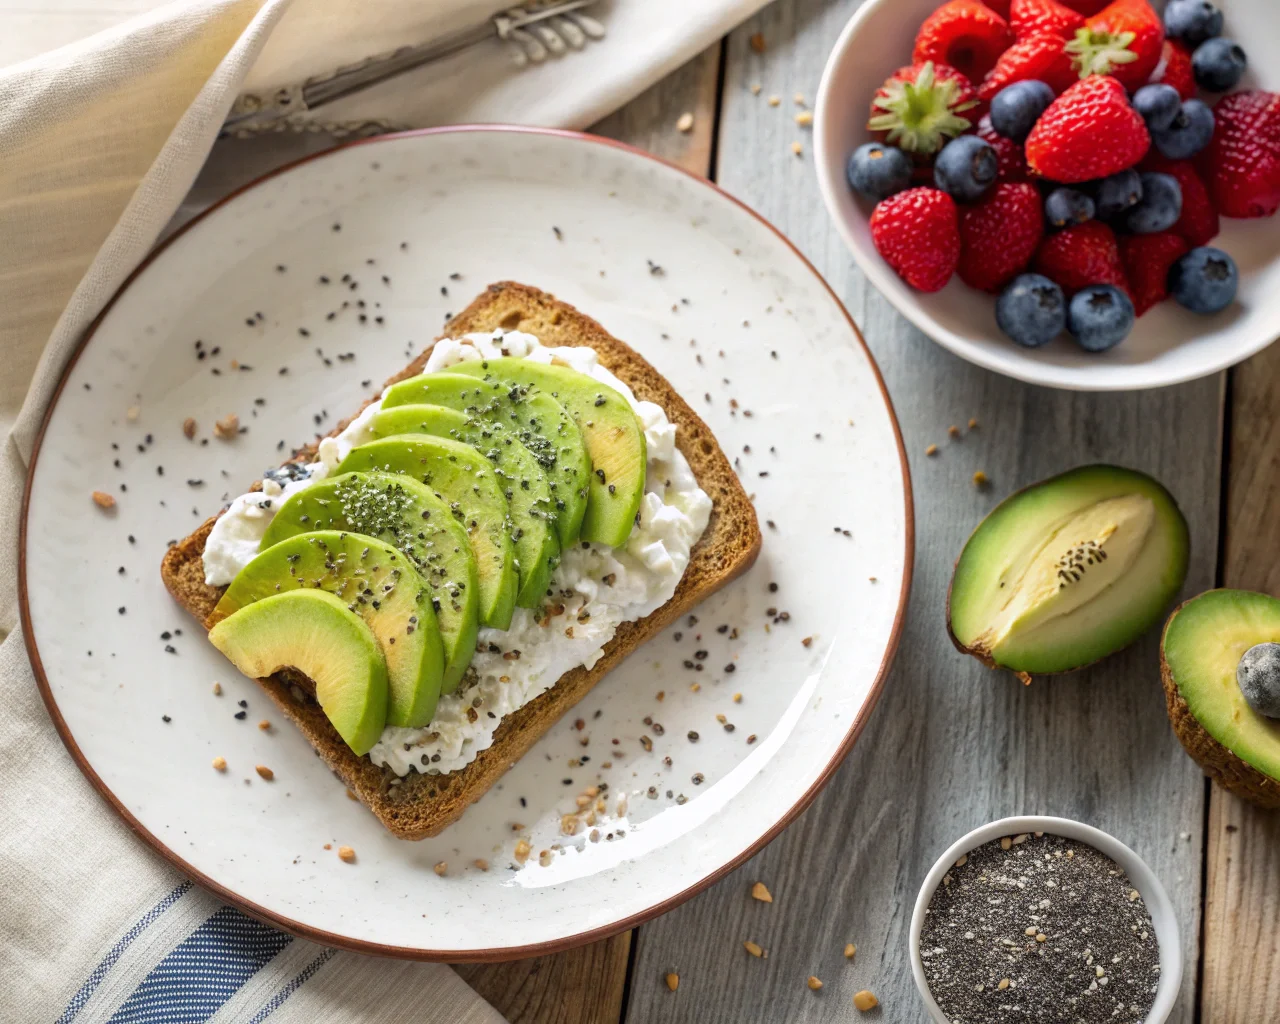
[1141,153,1219,246]
[1034,220,1129,297]
[1058,0,1109,13]
[977,114,1030,180]
[1009,0,1084,41]
[1203,90,1280,219]
[869,62,980,156]
[1118,232,1190,315]
[982,0,1012,17]
[1024,75,1149,183]
[1065,0,1164,93]
[870,188,960,292]
[958,183,1044,291]
[978,32,1077,101]
[1148,39,1195,101]
[913,0,1014,84]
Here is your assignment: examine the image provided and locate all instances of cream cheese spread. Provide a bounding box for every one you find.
[203,330,712,775]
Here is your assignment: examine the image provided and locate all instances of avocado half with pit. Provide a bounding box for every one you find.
[948,465,1190,682]
[1160,589,1280,808]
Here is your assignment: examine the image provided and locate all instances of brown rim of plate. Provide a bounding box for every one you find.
[18,125,916,963]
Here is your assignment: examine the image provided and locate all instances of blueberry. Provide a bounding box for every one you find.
[1151,99,1215,160]
[995,274,1066,348]
[1169,246,1238,314]
[1132,84,1182,133]
[1044,188,1095,229]
[990,80,1055,142]
[1067,285,1135,352]
[847,142,913,201]
[933,136,998,203]
[1124,173,1182,234]
[1238,643,1280,719]
[1094,170,1143,220]
[1163,0,1223,45]
[1192,38,1247,92]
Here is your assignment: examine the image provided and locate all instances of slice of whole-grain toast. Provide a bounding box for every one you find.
[161,282,761,839]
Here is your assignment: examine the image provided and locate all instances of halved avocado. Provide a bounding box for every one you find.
[948,465,1189,680]
[335,436,517,630]
[381,372,590,546]
[371,404,560,608]
[1160,589,1280,808]
[450,357,646,548]
[209,589,388,756]
[211,531,443,728]
[258,471,478,693]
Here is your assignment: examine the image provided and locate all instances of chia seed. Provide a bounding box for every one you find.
[919,833,1160,1024]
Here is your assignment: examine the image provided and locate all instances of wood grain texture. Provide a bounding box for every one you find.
[625,2,1218,1021]
[1203,339,1280,1022]
[456,932,633,1024]
[460,44,722,1024]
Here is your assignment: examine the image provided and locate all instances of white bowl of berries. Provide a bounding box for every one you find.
[814,0,1280,391]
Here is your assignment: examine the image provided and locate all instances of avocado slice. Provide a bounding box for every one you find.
[335,436,517,630]
[382,372,590,546]
[211,531,443,728]
[948,465,1189,680]
[257,471,479,693]
[449,358,646,548]
[371,404,559,608]
[209,589,388,756]
[1161,589,1280,807]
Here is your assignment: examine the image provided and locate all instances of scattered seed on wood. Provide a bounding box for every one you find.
[926,444,938,456]
[751,881,773,903]
[749,31,766,52]
[743,940,764,957]
[665,972,679,992]
[807,976,823,991]
[853,990,878,1011]
[676,112,694,133]
[973,470,989,487]
[844,943,857,959]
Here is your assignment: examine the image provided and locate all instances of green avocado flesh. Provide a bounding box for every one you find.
[209,589,388,756]
[371,404,560,608]
[949,464,1190,676]
[335,436,517,631]
[257,472,479,693]
[381,372,590,547]
[213,531,443,728]
[1163,590,1280,782]
[450,358,646,549]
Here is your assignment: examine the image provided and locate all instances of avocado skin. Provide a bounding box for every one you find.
[1160,591,1280,808]
[947,464,1190,681]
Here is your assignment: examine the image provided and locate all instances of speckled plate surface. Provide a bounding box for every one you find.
[21,127,912,960]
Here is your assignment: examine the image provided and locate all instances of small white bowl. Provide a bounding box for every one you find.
[813,0,1280,391]
[909,816,1182,1024]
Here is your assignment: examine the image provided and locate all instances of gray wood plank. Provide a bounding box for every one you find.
[626,2,1218,1020]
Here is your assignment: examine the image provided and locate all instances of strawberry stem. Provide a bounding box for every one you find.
[868,62,977,155]
[1065,27,1139,79]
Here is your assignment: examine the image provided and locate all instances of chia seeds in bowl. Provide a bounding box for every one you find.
[919,832,1160,1024]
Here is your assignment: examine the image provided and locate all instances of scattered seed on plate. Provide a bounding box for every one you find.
[926,444,938,456]
[254,765,274,780]
[337,845,356,863]
[212,756,227,771]
[433,862,448,877]
[768,95,781,106]
[790,142,803,157]
[92,491,116,510]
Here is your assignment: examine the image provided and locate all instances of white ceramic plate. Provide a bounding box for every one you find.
[814,0,1280,391]
[22,127,912,960]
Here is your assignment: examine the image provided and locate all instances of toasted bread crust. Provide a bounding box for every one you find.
[161,283,761,838]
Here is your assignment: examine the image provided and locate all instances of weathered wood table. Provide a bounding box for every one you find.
[454,2,1280,1021]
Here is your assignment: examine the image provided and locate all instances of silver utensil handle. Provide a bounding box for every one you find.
[222,1,600,136]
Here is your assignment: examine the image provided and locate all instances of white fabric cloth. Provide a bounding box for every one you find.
[0,0,764,1021]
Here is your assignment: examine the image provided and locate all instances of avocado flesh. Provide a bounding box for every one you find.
[949,465,1190,676]
[1163,590,1280,783]
[371,404,560,608]
[212,531,443,728]
[335,436,517,631]
[450,357,646,549]
[382,372,589,546]
[257,472,478,694]
[209,589,388,756]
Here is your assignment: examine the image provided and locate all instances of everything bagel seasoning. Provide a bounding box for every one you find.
[919,833,1159,1024]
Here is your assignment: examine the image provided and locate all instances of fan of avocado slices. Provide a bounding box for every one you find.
[947,465,1190,682]
[208,363,648,755]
